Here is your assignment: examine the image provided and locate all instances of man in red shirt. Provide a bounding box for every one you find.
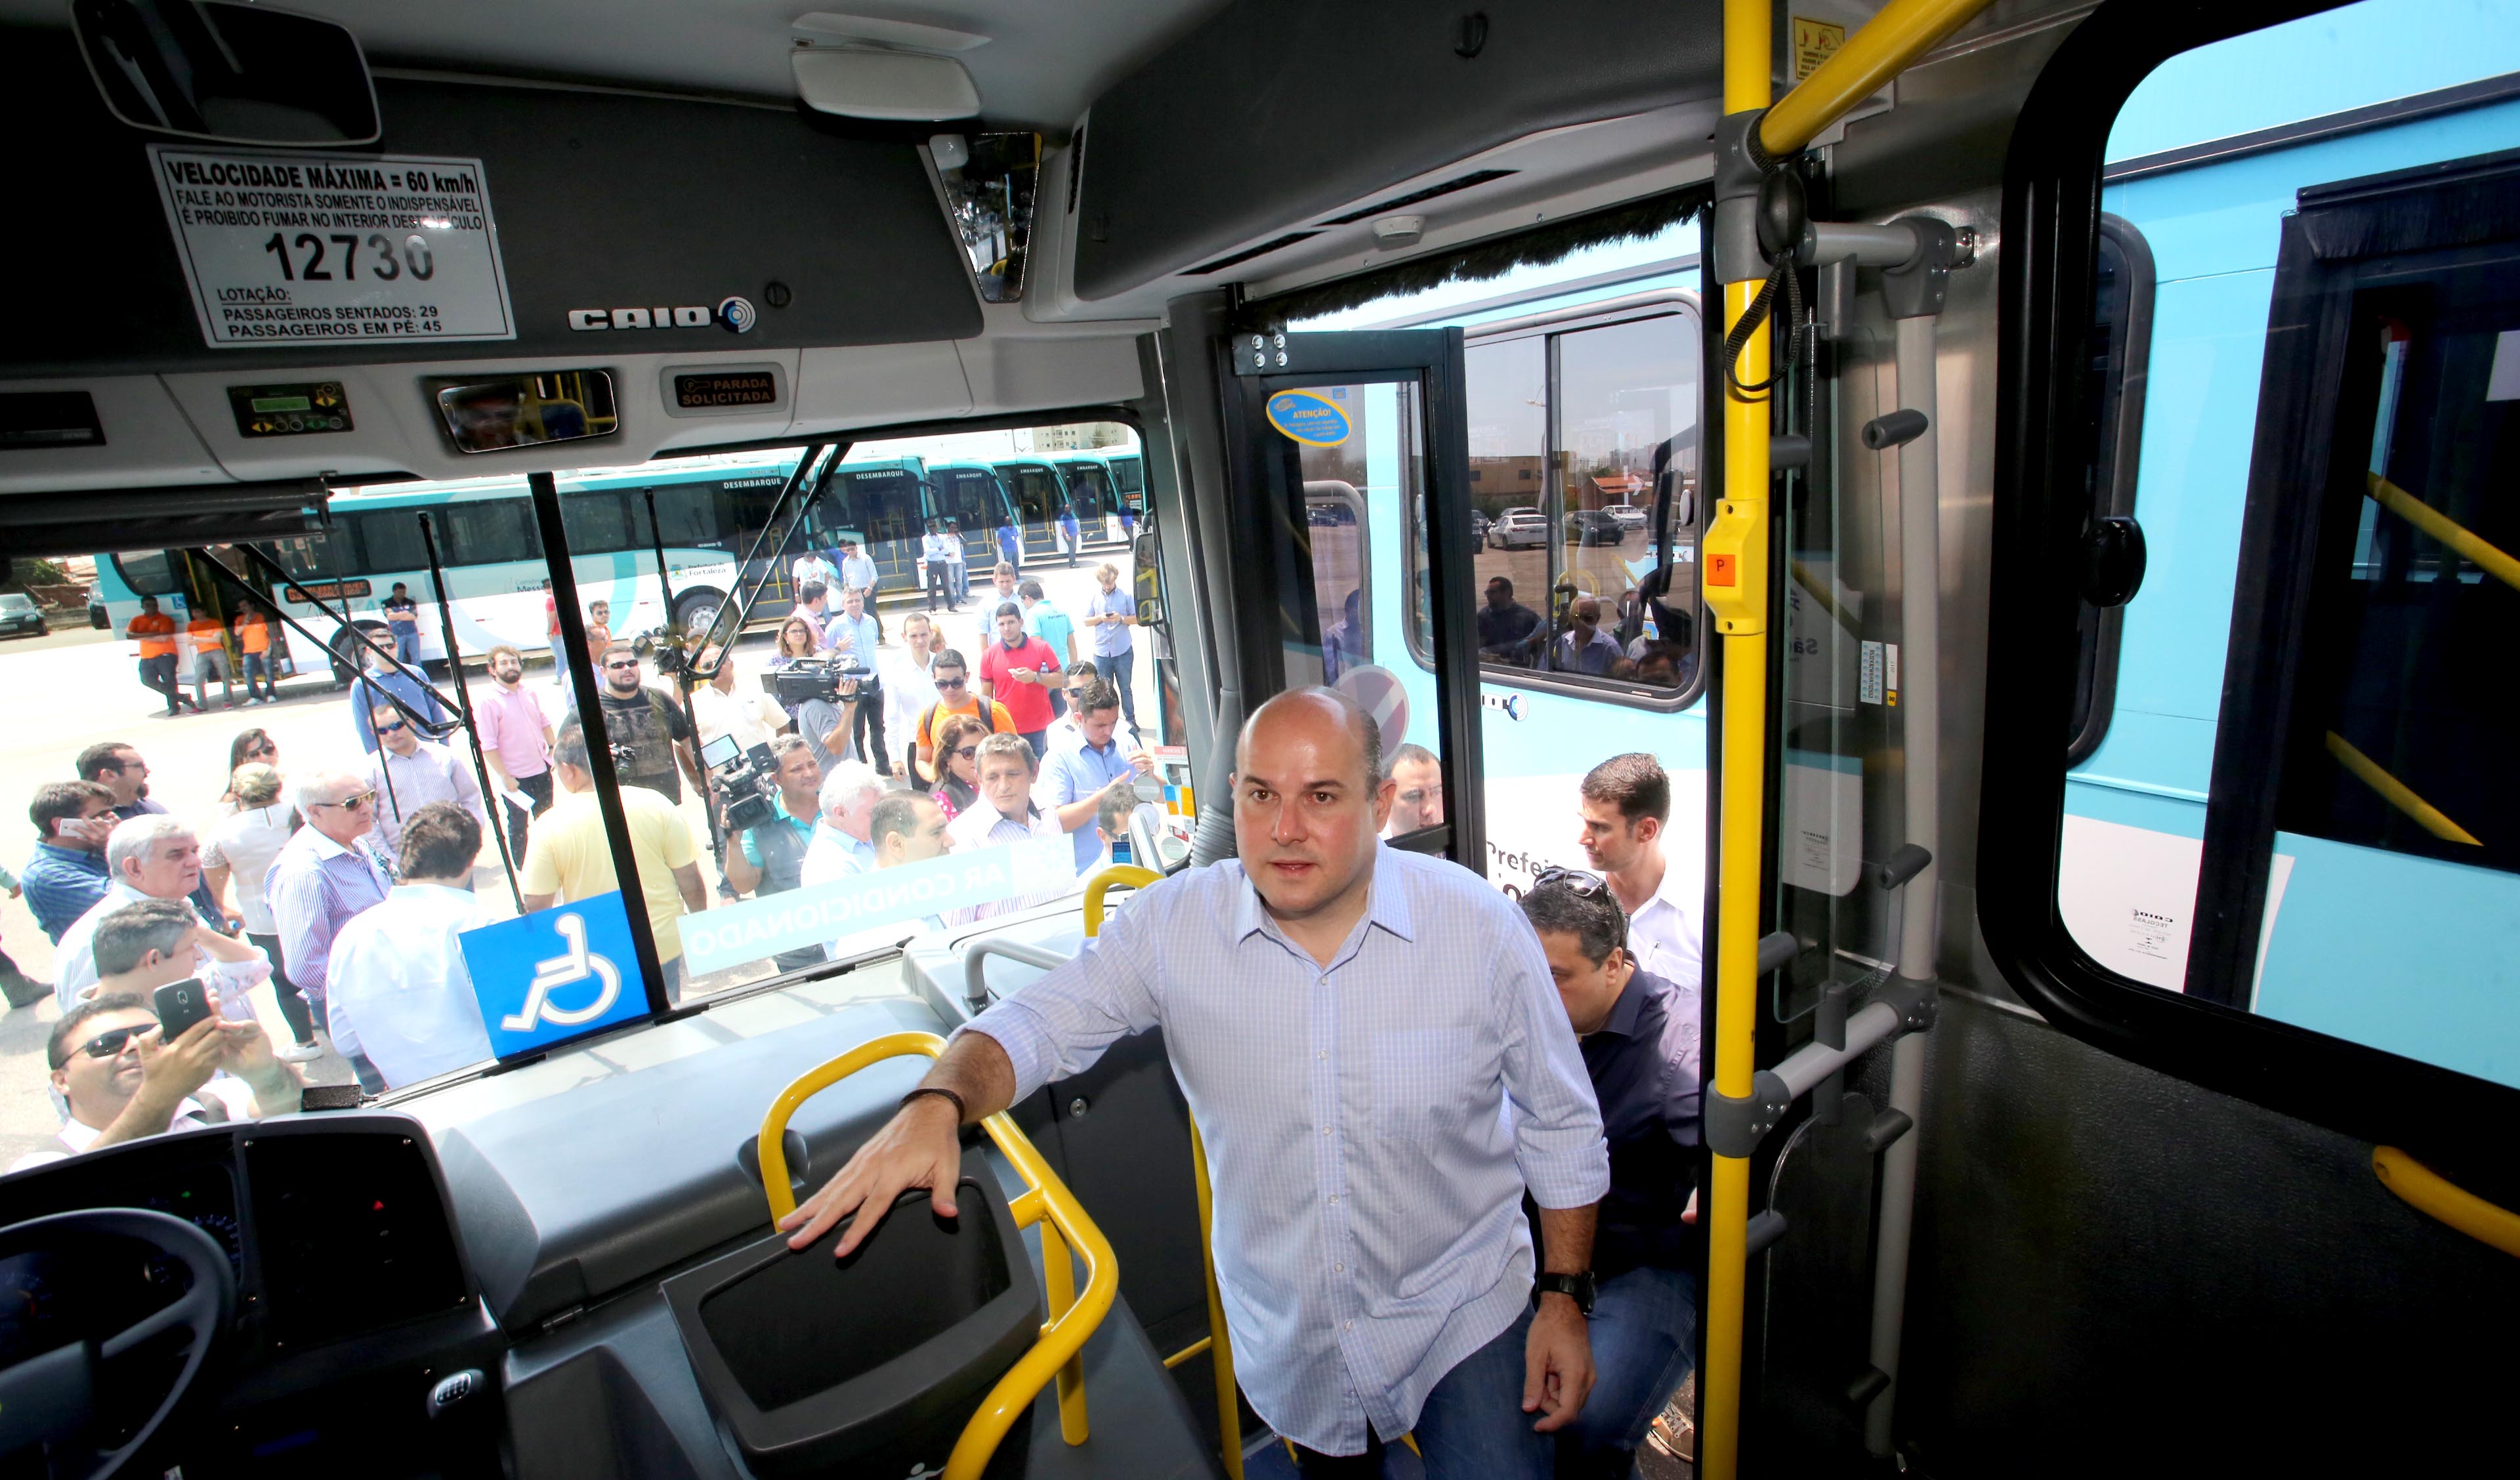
[977,601,1060,757]
[125,597,188,717]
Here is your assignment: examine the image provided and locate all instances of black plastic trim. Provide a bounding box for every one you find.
[2063,213,2155,768]
[1981,0,2520,1197]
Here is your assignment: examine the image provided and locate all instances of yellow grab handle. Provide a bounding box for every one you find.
[2366,473,2520,594]
[2374,1146,2520,1259]
[1083,864,1162,938]
[756,1031,1119,1477]
[1761,0,2002,157]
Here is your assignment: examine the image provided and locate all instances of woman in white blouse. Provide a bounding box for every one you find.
[201,763,320,1061]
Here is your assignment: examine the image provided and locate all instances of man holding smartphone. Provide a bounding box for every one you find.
[22,781,118,944]
[9,899,303,1172]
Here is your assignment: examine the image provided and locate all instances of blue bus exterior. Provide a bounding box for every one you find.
[2064,81,2520,1085]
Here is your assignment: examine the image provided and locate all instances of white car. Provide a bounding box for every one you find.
[1488,507,1548,550]
[1606,503,1649,530]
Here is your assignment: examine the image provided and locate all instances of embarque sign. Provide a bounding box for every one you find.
[148,146,516,347]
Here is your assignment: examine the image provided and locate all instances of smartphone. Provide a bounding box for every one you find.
[153,977,214,1039]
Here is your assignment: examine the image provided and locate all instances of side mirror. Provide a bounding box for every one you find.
[74,0,381,146]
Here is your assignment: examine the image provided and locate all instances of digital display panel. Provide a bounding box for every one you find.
[251,394,312,413]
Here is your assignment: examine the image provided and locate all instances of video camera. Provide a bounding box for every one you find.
[764,655,874,707]
[701,731,780,832]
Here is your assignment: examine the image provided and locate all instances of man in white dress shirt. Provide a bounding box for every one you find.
[326,803,496,1091]
[54,816,268,1011]
[942,732,1074,923]
[366,703,490,858]
[691,647,791,756]
[1576,754,1702,1065]
[798,761,884,888]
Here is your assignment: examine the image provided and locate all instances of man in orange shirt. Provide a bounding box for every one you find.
[909,648,1015,785]
[232,606,278,705]
[125,597,188,718]
[184,610,234,711]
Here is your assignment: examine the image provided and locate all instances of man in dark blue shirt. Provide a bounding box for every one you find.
[1521,869,1700,1478]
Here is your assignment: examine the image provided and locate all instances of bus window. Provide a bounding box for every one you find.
[650,485,720,548]
[269,527,352,583]
[560,492,634,555]
[820,463,927,594]
[442,499,541,567]
[352,512,429,576]
[1429,310,1701,698]
[111,550,184,597]
[2040,0,2520,1090]
[1460,334,1547,669]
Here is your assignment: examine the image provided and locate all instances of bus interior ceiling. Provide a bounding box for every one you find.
[4,0,2519,1478]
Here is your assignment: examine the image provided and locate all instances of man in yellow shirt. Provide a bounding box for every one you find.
[519,720,709,1002]
[124,596,188,716]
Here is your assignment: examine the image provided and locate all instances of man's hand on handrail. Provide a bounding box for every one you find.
[778,1030,1019,1258]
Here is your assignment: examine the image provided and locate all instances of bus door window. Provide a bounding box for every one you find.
[1462,334,1549,670]
[826,464,927,595]
[1548,316,1699,690]
[1263,380,1447,844]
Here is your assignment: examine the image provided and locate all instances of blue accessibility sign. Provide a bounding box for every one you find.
[1265,389,1353,446]
[457,890,652,1060]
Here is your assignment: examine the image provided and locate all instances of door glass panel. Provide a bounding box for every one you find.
[1265,380,1446,844]
[1550,317,1700,691]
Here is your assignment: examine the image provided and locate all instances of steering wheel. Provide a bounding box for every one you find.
[0,1208,234,1479]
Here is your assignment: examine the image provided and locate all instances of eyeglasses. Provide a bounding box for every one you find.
[316,791,376,812]
[935,676,967,689]
[78,1025,148,1059]
[604,659,640,670]
[1532,865,1606,897]
[373,720,407,734]
[247,744,276,758]
[951,745,979,760]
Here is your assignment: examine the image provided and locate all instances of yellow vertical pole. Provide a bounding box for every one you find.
[1698,2,1774,1477]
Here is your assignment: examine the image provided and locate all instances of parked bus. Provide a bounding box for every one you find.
[991,456,1076,562]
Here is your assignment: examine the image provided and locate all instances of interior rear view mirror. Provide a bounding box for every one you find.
[74,0,381,146]
[431,370,620,455]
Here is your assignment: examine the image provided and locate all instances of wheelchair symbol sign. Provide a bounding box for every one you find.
[458,891,650,1059]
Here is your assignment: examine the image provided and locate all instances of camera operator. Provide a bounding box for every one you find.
[718,737,828,972]
[692,646,791,757]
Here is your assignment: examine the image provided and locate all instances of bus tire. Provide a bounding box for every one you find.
[329,621,391,686]
[674,588,725,644]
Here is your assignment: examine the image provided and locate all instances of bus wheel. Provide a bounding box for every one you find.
[674,589,724,644]
[328,621,390,686]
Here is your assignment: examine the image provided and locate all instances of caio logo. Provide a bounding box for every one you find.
[568,296,756,333]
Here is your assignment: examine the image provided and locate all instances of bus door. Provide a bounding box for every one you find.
[996,460,1071,563]
[1057,457,1114,538]
[1217,329,1486,871]
[818,462,927,595]
[927,464,1014,583]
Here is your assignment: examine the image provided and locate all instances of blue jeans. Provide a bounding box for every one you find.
[240,650,277,701]
[393,627,422,663]
[1099,644,1136,726]
[1289,1305,1552,1479]
[1555,1265,1698,1476]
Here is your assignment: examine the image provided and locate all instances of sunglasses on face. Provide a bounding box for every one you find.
[247,744,276,758]
[604,659,640,670]
[317,791,377,812]
[374,720,407,734]
[952,745,979,760]
[935,676,967,689]
[78,1025,148,1059]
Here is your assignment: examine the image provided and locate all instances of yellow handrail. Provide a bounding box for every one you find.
[1700,8,1774,1479]
[1079,866,1248,1477]
[756,1031,1118,1480]
[1083,864,1163,930]
[1759,0,2003,157]
[2373,1147,2520,1258]
[2324,732,2481,846]
[2364,473,2520,594]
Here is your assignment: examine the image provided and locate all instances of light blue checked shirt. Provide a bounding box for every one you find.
[965,844,1607,1454]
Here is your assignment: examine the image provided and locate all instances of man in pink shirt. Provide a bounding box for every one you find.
[474,644,555,867]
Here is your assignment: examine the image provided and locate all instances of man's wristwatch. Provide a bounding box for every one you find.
[1533,1271,1597,1317]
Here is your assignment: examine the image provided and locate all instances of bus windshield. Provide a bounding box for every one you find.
[5,422,1173,1161]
